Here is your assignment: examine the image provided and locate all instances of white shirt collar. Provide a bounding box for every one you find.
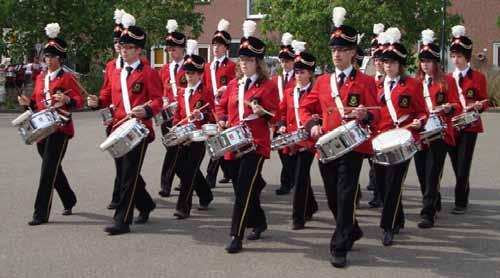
[283,70,294,77]
[186,80,202,95]
[335,65,353,79]
[298,82,311,92]
[457,66,470,77]
[214,55,226,64]
[170,59,184,70]
[124,59,141,71]
[425,74,433,83]
[384,75,400,87]
[47,67,62,81]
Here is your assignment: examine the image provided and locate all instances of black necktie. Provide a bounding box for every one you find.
[298,88,306,98]
[427,77,433,89]
[389,80,395,91]
[174,63,179,76]
[188,88,194,100]
[458,73,463,88]
[284,72,288,85]
[126,66,133,79]
[338,72,346,88]
[244,78,252,92]
[215,61,220,72]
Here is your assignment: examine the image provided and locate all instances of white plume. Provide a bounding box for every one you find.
[451,25,465,38]
[217,19,230,32]
[377,32,390,45]
[281,32,293,46]
[291,40,306,55]
[373,23,384,35]
[186,39,198,56]
[386,27,401,44]
[421,29,435,45]
[121,13,136,28]
[243,20,256,38]
[45,23,61,39]
[114,9,125,24]
[357,33,365,44]
[166,19,178,33]
[332,6,346,28]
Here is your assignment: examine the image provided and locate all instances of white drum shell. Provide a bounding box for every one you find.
[206,125,255,158]
[14,109,61,145]
[100,118,149,158]
[372,128,417,165]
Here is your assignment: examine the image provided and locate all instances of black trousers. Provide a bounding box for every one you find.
[278,149,295,190]
[447,131,478,208]
[319,151,364,257]
[206,157,231,187]
[375,160,410,231]
[292,151,318,225]
[105,126,120,205]
[160,120,181,193]
[228,152,267,238]
[175,142,213,214]
[34,132,76,221]
[113,140,155,225]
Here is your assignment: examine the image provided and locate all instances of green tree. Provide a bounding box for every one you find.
[255,0,461,70]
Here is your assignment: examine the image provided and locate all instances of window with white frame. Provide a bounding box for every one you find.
[197,43,211,62]
[150,45,167,69]
[246,0,266,19]
[493,42,500,68]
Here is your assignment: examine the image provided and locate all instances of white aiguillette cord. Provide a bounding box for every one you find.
[238,78,245,121]
[329,73,344,117]
[210,61,218,100]
[169,63,178,97]
[120,67,132,114]
[293,86,302,128]
[383,79,400,126]
[44,72,51,106]
[422,79,434,113]
[453,72,467,113]
[277,75,284,102]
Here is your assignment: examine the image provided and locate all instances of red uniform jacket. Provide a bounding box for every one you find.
[447,69,488,133]
[202,57,237,96]
[159,62,188,103]
[271,73,297,126]
[420,75,461,146]
[277,85,316,153]
[99,61,163,142]
[173,84,215,129]
[30,69,84,138]
[216,77,279,160]
[299,69,380,155]
[375,76,428,140]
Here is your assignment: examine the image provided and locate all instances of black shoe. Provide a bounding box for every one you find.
[173,210,189,220]
[62,208,72,216]
[330,255,347,268]
[393,223,405,234]
[158,190,171,198]
[275,187,291,195]
[219,177,231,184]
[418,218,434,229]
[107,202,118,210]
[135,205,155,224]
[225,237,243,253]
[366,184,375,191]
[292,222,305,230]
[346,228,363,251]
[382,231,394,246]
[451,206,467,215]
[368,198,382,208]
[28,219,47,226]
[104,224,130,235]
[247,224,267,240]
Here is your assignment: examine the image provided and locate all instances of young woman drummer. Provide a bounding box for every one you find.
[276,40,318,230]
[374,27,427,246]
[413,29,461,229]
[215,20,279,254]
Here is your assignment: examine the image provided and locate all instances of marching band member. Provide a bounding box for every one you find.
[17,23,84,225]
[216,20,279,253]
[204,19,236,188]
[374,27,427,246]
[447,25,489,215]
[172,40,214,219]
[88,15,163,235]
[414,29,461,228]
[276,40,318,230]
[158,19,188,197]
[299,7,379,267]
[272,33,297,196]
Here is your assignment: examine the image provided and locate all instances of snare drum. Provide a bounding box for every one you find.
[419,113,445,143]
[188,129,208,142]
[315,120,370,163]
[206,125,255,158]
[99,118,149,158]
[202,124,219,136]
[271,129,309,150]
[452,111,479,130]
[12,109,62,144]
[372,128,418,165]
[162,122,196,147]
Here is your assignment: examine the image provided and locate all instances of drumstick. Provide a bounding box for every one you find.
[465,99,489,111]
[327,106,381,113]
[111,100,153,129]
[170,102,210,129]
[400,116,426,129]
[244,100,275,117]
[73,77,90,98]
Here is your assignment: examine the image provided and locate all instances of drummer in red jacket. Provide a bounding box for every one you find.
[216,20,279,254]
[171,40,214,219]
[299,7,379,268]
[447,25,489,215]
[413,29,461,229]
[374,27,427,246]
[88,16,163,235]
[276,40,318,230]
[17,23,83,226]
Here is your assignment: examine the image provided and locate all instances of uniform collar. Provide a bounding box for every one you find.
[297,82,311,92]
[124,59,141,70]
[47,67,62,81]
[186,80,202,94]
[283,69,294,78]
[384,75,400,87]
[214,55,226,65]
[335,65,353,78]
[454,66,470,78]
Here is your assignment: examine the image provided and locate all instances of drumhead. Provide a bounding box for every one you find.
[101,118,138,149]
[316,123,350,145]
[372,128,413,150]
[12,110,33,126]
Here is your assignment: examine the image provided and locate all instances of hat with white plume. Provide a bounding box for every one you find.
[212,19,231,46]
[381,27,407,65]
[183,39,205,72]
[113,9,126,40]
[279,32,295,60]
[329,6,357,47]
[450,25,472,59]
[44,23,67,58]
[239,20,266,59]
[165,19,186,47]
[119,13,146,48]
[419,29,440,61]
[291,40,316,71]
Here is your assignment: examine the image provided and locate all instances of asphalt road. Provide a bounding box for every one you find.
[1,111,499,278]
